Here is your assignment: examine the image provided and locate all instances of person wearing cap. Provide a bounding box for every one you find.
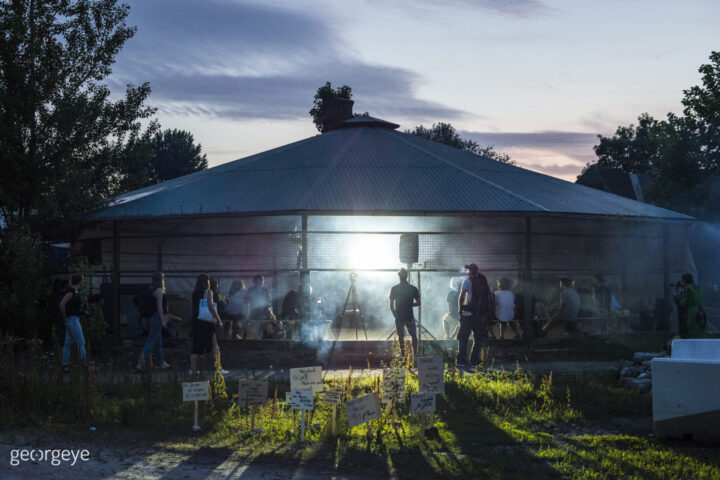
[389,268,421,360]
[457,263,492,367]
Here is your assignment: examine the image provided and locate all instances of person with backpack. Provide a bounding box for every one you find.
[456,263,493,367]
[135,272,172,371]
[58,274,87,373]
[674,273,707,338]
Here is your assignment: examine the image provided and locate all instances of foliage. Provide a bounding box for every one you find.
[408,122,516,164]
[120,128,208,192]
[0,0,156,241]
[309,81,354,133]
[585,51,720,219]
[0,227,47,338]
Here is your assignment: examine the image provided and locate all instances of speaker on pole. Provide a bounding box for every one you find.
[399,234,419,264]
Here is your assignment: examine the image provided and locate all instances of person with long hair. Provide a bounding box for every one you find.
[58,274,87,373]
[189,273,227,375]
[135,272,171,371]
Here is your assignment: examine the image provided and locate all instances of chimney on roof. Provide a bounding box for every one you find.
[322,97,354,133]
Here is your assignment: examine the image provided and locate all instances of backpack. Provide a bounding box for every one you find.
[467,274,494,317]
[138,289,156,319]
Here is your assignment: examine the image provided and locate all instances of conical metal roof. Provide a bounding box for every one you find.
[92,117,691,220]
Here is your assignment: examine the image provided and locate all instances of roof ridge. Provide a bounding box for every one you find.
[391,131,550,212]
[296,128,364,209]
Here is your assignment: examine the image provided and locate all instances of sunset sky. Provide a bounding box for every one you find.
[112,0,720,181]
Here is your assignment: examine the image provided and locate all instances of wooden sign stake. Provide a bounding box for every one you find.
[332,405,337,435]
[250,405,256,430]
[293,409,297,435]
[193,400,200,431]
[366,421,372,442]
[300,410,306,442]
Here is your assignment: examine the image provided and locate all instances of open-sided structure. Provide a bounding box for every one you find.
[80,115,694,343]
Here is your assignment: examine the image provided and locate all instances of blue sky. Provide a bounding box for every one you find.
[111,0,720,180]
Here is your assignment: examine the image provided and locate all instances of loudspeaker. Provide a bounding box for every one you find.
[399,233,419,264]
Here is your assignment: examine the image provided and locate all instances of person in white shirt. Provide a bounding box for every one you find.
[495,277,520,339]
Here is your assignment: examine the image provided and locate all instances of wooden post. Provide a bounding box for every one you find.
[112,221,120,339]
[292,410,296,435]
[366,421,372,442]
[522,217,534,349]
[193,400,199,431]
[332,405,337,435]
[300,410,306,442]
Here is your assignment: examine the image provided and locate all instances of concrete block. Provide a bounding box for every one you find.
[620,366,643,377]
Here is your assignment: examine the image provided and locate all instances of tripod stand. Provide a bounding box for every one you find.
[334,272,368,340]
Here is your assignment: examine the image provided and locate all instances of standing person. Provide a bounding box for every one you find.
[247,275,280,339]
[59,274,87,373]
[495,277,520,339]
[443,277,463,339]
[456,263,492,367]
[389,268,421,360]
[135,272,172,371]
[541,278,580,335]
[189,274,226,375]
[592,274,612,315]
[674,273,707,338]
[225,280,248,339]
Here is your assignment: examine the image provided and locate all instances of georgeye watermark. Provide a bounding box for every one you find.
[9,448,90,467]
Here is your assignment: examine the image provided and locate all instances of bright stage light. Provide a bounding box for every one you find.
[343,234,401,270]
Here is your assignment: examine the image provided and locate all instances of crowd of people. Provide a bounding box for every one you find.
[53,266,709,372]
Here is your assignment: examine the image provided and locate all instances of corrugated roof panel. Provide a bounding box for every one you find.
[91,117,693,221]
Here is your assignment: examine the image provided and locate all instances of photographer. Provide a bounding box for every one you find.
[673,273,707,338]
[389,268,420,360]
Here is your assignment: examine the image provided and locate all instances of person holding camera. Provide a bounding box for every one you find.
[389,268,420,360]
[673,273,707,338]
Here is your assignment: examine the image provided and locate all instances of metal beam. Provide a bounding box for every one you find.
[522,217,534,349]
[112,221,120,338]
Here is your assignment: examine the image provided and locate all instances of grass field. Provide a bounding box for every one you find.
[2,344,719,480]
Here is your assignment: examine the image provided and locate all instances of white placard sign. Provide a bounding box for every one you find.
[183,382,210,402]
[290,389,314,410]
[417,356,445,394]
[324,390,342,405]
[411,392,436,413]
[290,366,324,393]
[381,369,406,404]
[345,393,381,428]
[238,380,269,406]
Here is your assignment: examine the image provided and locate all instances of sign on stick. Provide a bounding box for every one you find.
[381,369,406,404]
[238,380,269,407]
[324,390,342,405]
[290,389,314,410]
[290,366,324,393]
[345,393,381,428]
[182,381,210,402]
[417,356,445,394]
[411,392,436,413]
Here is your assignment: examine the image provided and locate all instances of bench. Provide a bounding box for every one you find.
[651,339,720,440]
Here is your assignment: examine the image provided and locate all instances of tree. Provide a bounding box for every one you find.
[309,82,354,133]
[407,122,516,165]
[120,129,208,191]
[584,51,720,219]
[0,0,156,241]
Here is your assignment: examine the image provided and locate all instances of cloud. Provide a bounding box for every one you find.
[112,0,465,122]
[367,0,551,19]
[459,130,600,181]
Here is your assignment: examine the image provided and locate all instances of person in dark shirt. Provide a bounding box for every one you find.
[389,268,420,359]
[58,274,87,372]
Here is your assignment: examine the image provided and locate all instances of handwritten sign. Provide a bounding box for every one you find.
[290,389,314,410]
[381,369,406,404]
[345,393,381,428]
[290,366,324,393]
[324,390,342,405]
[411,392,436,413]
[182,382,210,402]
[417,356,445,394]
[238,380,268,407]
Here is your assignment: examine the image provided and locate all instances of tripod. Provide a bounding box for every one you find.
[335,273,368,340]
